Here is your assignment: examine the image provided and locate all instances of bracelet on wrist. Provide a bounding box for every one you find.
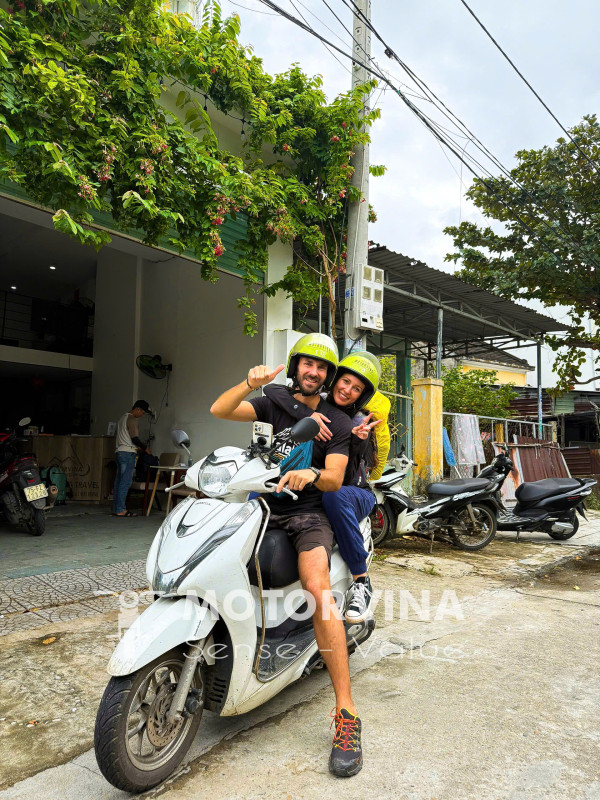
[246,377,253,390]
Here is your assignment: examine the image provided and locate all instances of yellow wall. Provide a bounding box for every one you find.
[460,364,527,387]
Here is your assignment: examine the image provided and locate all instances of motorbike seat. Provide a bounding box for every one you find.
[248,528,300,589]
[515,478,581,504]
[426,478,490,497]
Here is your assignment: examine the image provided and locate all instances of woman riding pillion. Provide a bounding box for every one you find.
[264,345,388,622]
[320,351,387,622]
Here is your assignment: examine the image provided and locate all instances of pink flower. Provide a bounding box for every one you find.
[282,144,290,152]
[330,136,340,143]
[211,217,224,225]
[341,122,347,128]
[214,244,224,257]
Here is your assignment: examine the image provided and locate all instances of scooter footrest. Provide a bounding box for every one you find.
[255,626,316,682]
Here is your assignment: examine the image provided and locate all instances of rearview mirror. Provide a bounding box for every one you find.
[172,429,192,465]
[290,417,320,444]
[172,429,190,449]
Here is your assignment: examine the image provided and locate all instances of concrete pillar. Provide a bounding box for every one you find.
[262,240,295,384]
[90,249,142,434]
[412,377,443,492]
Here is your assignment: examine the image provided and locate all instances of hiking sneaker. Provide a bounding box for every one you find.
[329,708,363,777]
[344,576,373,623]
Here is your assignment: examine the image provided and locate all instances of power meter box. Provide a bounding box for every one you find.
[346,264,384,332]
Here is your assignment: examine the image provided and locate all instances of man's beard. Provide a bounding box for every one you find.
[295,372,324,396]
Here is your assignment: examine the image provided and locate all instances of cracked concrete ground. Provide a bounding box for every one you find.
[0,516,599,799]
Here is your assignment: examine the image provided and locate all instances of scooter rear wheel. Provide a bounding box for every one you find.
[449,503,496,551]
[29,508,46,536]
[547,512,579,540]
[370,502,393,546]
[94,647,203,793]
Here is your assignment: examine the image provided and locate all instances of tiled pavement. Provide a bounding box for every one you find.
[2,509,599,638]
[0,560,148,637]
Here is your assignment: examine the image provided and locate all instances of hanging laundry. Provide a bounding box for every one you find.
[442,427,457,467]
[451,414,485,477]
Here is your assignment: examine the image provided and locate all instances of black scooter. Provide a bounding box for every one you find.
[372,452,505,551]
[0,417,57,536]
[478,449,596,541]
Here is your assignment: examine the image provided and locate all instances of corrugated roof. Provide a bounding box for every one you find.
[368,246,568,345]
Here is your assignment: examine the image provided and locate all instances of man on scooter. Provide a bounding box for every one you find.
[210,333,365,778]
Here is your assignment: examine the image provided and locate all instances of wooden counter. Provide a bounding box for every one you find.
[27,436,116,502]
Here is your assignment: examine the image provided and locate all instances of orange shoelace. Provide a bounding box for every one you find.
[330,708,360,751]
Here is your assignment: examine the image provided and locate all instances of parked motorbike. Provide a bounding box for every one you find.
[370,449,503,551]
[478,448,596,541]
[0,417,56,536]
[94,417,375,793]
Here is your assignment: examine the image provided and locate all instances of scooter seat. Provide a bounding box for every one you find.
[515,478,581,504]
[426,478,490,497]
[247,528,300,589]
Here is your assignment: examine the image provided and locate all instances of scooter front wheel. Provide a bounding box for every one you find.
[94,647,203,793]
[448,503,496,551]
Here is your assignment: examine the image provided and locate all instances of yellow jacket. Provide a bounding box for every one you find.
[364,390,391,481]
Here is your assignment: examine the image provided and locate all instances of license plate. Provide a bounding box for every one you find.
[24,483,48,502]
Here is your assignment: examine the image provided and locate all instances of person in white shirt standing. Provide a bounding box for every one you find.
[113,400,152,517]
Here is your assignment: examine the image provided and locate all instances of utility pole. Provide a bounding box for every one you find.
[343,0,371,355]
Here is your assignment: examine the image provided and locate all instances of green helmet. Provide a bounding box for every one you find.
[333,350,381,408]
[287,333,339,391]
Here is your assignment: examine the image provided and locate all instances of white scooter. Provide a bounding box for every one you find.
[94,417,374,793]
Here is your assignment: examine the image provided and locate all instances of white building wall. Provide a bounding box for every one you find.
[90,237,295,464]
[136,256,267,459]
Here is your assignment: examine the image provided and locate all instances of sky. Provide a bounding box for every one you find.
[205,0,600,386]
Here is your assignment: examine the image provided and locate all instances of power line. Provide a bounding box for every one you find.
[288,0,352,76]
[253,0,600,275]
[459,0,600,177]
[318,0,373,67]
[327,0,600,271]
[221,0,280,14]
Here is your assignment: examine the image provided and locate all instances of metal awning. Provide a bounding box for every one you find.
[294,245,569,359]
[367,246,568,353]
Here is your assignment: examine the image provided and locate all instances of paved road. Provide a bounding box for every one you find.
[0,520,599,799]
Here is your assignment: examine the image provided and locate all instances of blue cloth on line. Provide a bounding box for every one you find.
[443,427,457,467]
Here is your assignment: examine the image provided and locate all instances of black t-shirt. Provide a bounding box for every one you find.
[249,391,352,513]
[263,385,372,489]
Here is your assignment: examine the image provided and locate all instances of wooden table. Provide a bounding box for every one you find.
[145,465,188,516]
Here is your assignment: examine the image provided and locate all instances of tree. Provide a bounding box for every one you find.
[441,367,517,417]
[444,115,600,390]
[0,0,382,335]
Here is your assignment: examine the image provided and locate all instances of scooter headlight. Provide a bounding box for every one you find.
[198,460,238,497]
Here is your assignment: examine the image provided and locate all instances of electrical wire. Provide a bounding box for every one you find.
[222,0,280,13]
[340,0,600,255]
[318,0,374,67]
[288,0,352,76]
[254,0,600,275]
[459,0,600,177]
[319,0,600,274]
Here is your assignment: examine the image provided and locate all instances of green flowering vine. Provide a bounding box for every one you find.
[0,0,382,334]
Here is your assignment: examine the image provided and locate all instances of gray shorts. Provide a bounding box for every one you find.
[268,511,334,564]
